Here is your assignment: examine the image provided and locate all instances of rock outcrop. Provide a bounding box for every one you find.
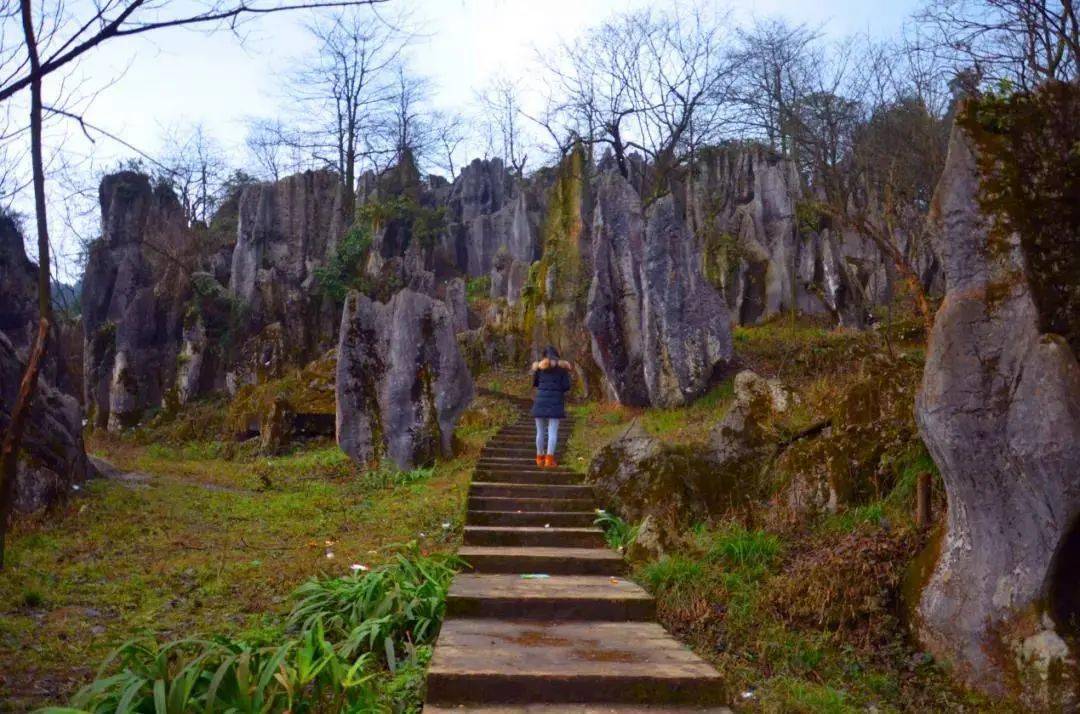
[518,147,613,397]
[688,145,937,327]
[443,277,469,333]
[336,288,474,470]
[587,171,733,407]
[230,169,348,385]
[587,421,748,540]
[0,215,93,512]
[779,355,916,515]
[914,124,1080,698]
[709,370,790,485]
[82,172,198,429]
[437,158,540,306]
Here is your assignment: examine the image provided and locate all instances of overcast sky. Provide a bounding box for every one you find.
[17,0,923,280]
[75,0,921,154]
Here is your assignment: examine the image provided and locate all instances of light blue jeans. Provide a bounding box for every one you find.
[535,418,560,456]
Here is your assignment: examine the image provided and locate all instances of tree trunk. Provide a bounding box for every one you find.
[1,0,53,569]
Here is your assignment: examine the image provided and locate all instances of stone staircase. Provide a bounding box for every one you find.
[425,410,730,712]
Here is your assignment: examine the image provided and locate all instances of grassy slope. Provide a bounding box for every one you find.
[0,394,516,711]
[565,317,1008,713]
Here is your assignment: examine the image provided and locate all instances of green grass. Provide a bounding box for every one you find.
[0,393,517,710]
[700,523,782,570]
[820,503,886,534]
[758,677,856,713]
[52,548,459,713]
[639,380,736,442]
[639,555,706,594]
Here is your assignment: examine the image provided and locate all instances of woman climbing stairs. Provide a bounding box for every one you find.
[425,409,731,712]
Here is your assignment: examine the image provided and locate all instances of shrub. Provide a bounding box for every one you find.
[287,548,461,668]
[769,528,916,644]
[55,548,461,713]
[593,509,639,550]
[314,224,374,303]
[59,628,378,713]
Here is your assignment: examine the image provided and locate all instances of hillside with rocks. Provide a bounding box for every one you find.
[2,1,1078,711]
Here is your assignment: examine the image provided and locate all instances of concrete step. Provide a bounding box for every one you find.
[481,452,569,462]
[470,483,594,499]
[459,546,625,575]
[483,445,568,455]
[445,574,655,621]
[469,496,595,513]
[466,511,598,528]
[496,429,574,438]
[426,619,727,706]
[474,469,583,485]
[477,458,572,470]
[426,706,731,713]
[463,525,606,548]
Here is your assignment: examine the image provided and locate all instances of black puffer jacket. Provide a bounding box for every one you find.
[531,359,572,419]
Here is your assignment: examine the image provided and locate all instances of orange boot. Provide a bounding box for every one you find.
[544,454,558,468]
[535,454,544,467]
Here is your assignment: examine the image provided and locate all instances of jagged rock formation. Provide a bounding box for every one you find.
[82,172,199,429]
[518,147,604,395]
[336,288,474,470]
[689,146,802,323]
[586,172,648,404]
[0,215,93,512]
[914,124,1080,698]
[688,145,936,327]
[587,171,733,407]
[230,169,348,385]
[444,159,539,281]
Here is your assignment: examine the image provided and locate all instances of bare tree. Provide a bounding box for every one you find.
[0,0,393,570]
[430,109,465,179]
[159,122,228,225]
[476,74,531,176]
[282,6,410,214]
[730,19,821,155]
[384,65,434,163]
[244,117,299,181]
[538,6,735,192]
[786,37,949,331]
[917,0,1080,87]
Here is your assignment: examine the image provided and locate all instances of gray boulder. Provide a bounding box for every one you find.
[914,125,1080,698]
[710,371,791,485]
[336,288,474,470]
[587,172,732,407]
[0,215,93,512]
[587,421,747,539]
